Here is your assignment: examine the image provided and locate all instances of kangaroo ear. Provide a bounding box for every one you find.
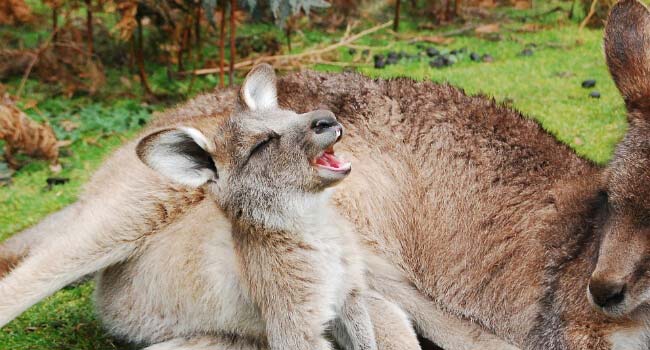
[605,0,650,114]
[136,127,217,187]
[239,63,278,111]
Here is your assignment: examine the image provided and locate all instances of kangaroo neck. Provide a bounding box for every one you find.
[225,188,333,238]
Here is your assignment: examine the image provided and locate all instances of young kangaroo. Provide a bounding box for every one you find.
[134,64,376,350]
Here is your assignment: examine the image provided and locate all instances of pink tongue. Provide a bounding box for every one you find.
[317,153,342,168]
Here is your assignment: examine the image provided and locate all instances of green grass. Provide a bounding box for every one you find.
[0,9,630,349]
[331,25,627,164]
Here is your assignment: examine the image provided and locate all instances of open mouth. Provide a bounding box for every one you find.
[313,144,351,174]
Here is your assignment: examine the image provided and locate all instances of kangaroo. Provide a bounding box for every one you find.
[4,1,650,349]
[131,64,377,350]
[0,63,516,349]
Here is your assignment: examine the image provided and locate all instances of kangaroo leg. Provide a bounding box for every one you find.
[366,268,521,350]
[0,202,83,278]
[143,336,265,350]
[0,176,203,327]
[0,200,139,327]
[365,291,420,350]
[334,291,378,350]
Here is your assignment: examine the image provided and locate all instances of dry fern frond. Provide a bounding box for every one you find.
[0,97,60,169]
[0,0,33,25]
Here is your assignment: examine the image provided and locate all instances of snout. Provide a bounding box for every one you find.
[306,110,351,183]
[588,277,627,310]
[310,110,343,141]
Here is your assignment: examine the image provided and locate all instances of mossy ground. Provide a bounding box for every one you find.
[0,2,630,348]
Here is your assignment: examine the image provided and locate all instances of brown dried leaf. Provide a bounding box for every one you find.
[22,99,38,110]
[518,23,540,32]
[0,0,33,25]
[233,10,247,27]
[0,97,60,168]
[119,76,132,88]
[59,120,79,132]
[114,0,138,41]
[475,23,500,34]
[513,0,532,9]
[477,0,497,8]
[412,36,455,45]
[42,0,64,9]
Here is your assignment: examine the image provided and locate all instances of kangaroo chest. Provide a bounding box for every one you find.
[233,217,359,320]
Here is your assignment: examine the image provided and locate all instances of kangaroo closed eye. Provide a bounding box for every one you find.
[250,138,272,156]
[248,133,279,159]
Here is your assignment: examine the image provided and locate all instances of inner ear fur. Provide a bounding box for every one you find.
[136,128,218,187]
[239,63,278,111]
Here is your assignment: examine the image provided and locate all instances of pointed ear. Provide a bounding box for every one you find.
[239,63,278,111]
[136,127,217,187]
[605,0,650,113]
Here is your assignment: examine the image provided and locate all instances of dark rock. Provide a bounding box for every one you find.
[470,52,481,62]
[482,54,495,63]
[426,47,440,57]
[430,55,454,68]
[46,177,70,190]
[521,48,534,56]
[589,91,601,99]
[46,177,70,186]
[582,79,597,88]
[430,57,446,68]
[375,59,386,69]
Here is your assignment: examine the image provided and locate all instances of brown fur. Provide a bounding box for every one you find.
[3,2,650,349]
[0,254,19,278]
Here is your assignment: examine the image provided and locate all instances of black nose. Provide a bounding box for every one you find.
[589,279,626,308]
[310,110,339,134]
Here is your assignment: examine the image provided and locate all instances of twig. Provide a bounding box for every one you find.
[580,0,598,31]
[85,0,93,56]
[189,20,393,76]
[527,6,564,19]
[342,22,353,41]
[344,44,377,50]
[136,16,154,96]
[393,0,401,32]
[218,0,226,87]
[311,60,367,67]
[228,0,236,85]
[441,24,479,37]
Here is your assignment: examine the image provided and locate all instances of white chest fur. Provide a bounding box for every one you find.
[94,200,364,345]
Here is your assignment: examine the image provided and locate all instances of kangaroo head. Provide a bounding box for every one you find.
[588,0,650,317]
[136,64,350,225]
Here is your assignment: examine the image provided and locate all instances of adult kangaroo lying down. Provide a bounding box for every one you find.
[3,1,650,349]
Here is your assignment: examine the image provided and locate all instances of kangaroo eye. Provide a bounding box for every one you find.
[249,132,279,158]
